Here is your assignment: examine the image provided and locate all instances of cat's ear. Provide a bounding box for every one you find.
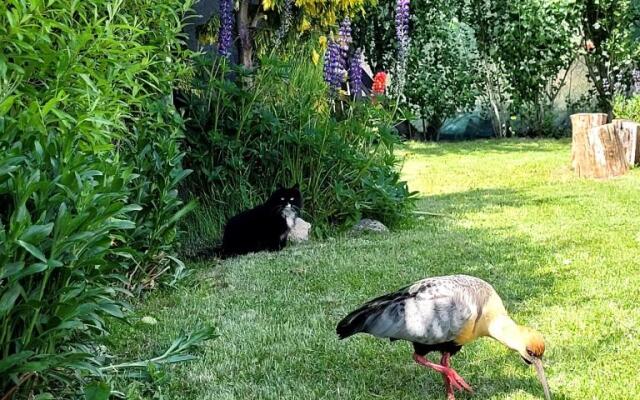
[292,183,299,190]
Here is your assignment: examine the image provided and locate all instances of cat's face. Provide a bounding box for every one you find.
[268,184,303,212]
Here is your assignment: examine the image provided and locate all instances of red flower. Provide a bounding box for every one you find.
[372,71,387,95]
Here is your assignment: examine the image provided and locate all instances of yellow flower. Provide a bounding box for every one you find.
[318,35,327,48]
[324,10,336,26]
[262,0,273,11]
[300,17,311,31]
[312,49,320,65]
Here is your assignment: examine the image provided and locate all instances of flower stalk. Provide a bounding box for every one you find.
[218,0,234,58]
[350,48,364,98]
[395,0,410,94]
[324,40,344,97]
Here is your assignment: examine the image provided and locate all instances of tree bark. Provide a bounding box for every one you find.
[613,119,640,167]
[579,1,618,116]
[237,0,253,69]
[571,113,629,179]
[570,113,607,170]
[484,62,506,138]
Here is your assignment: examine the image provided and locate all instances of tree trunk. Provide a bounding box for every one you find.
[579,0,621,118]
[570,113,607,170]
[487,79,505,137]
[481,59,504,137]
[237,0,253,69]
[613,119,640,167]
[571,113,629,179]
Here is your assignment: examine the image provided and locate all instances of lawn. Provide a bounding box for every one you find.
[111,139,640,400]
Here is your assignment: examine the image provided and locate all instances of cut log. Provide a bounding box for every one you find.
[613,119,640,167]
[571,113,608,170]
[570,114,629,178]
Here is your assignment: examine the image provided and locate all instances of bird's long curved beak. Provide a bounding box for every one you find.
[532,357,552,400]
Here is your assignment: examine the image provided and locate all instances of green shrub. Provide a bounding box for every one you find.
[510,102,568,138]
[353,0,576,136]
[614,95,640,122]
[179,41,415,251]
[0,0,196,396]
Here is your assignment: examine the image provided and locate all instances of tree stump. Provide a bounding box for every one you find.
[570,113,629,179]
[571,113,608,170]
[613,119,640,167]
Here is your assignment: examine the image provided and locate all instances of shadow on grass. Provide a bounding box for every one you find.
[416,187,579,218]
[329,210,560,315]
[403,138,568,158]
[419,187,524,214]
[328,187,570,398]
[110,185,572,399]
[339,343,570,400]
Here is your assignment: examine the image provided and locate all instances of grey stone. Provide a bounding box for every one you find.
[289,217,311,242]
[352,218,389,234]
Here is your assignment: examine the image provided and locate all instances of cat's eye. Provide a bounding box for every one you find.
[290,197,294,201]
[280,197,285,201]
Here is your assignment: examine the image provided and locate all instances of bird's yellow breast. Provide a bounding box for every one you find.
[454,292,505,345]
[454,319,481,344]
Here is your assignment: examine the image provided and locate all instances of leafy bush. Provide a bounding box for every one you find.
[0,0,199,396]
[178,41,415,251]
[510,102,566,138]
[404,12,481,130]
[614,95,640,122]
[231,0,373,67]
[353,1,482,131]
[577,0,640,113]
[354,0,576,136]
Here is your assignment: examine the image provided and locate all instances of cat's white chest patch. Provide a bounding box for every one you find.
[281,207,296,229]
[285,215,296,229]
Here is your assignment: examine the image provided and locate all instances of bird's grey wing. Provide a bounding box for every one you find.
[336,285,413,339]
[366,276,490,344]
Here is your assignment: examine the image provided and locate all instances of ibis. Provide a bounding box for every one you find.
[336,275,551,400]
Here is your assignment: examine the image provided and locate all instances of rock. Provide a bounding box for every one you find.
[289,217,311,242]
[352,218,388,234]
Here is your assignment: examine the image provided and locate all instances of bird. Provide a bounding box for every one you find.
[336,275,551,400]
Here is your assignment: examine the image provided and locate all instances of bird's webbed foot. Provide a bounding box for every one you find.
[412,352,474,398]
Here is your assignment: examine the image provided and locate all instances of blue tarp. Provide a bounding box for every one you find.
[438,113,495,140]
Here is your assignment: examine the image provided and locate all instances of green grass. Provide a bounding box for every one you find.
[111,139,640,399]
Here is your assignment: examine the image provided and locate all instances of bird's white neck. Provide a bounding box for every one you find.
[487,314,525,353]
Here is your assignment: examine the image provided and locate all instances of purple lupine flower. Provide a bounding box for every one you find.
[395,0,410,58]
[218,0,234,58]
[324,40,344,97]
[349,48,364,99]
[394,0,410,95]
[323,41,335,85]
[338,17,352,70]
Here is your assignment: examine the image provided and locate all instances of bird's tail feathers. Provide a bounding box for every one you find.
[336,288,411,340]
[336,307,370,339]
[336,301,389,339]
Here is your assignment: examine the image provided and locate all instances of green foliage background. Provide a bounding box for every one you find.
[614,95,640,122]
[0,1,416,395]
[179,41,415,251]
[354,0,639,136]
[10,0,635,396]
[0,0,195,396]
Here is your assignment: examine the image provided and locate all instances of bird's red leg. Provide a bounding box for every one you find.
[440,353,455,400]
[412,353,473,396]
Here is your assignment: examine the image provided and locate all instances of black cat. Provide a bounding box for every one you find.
[217,185,303,258]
